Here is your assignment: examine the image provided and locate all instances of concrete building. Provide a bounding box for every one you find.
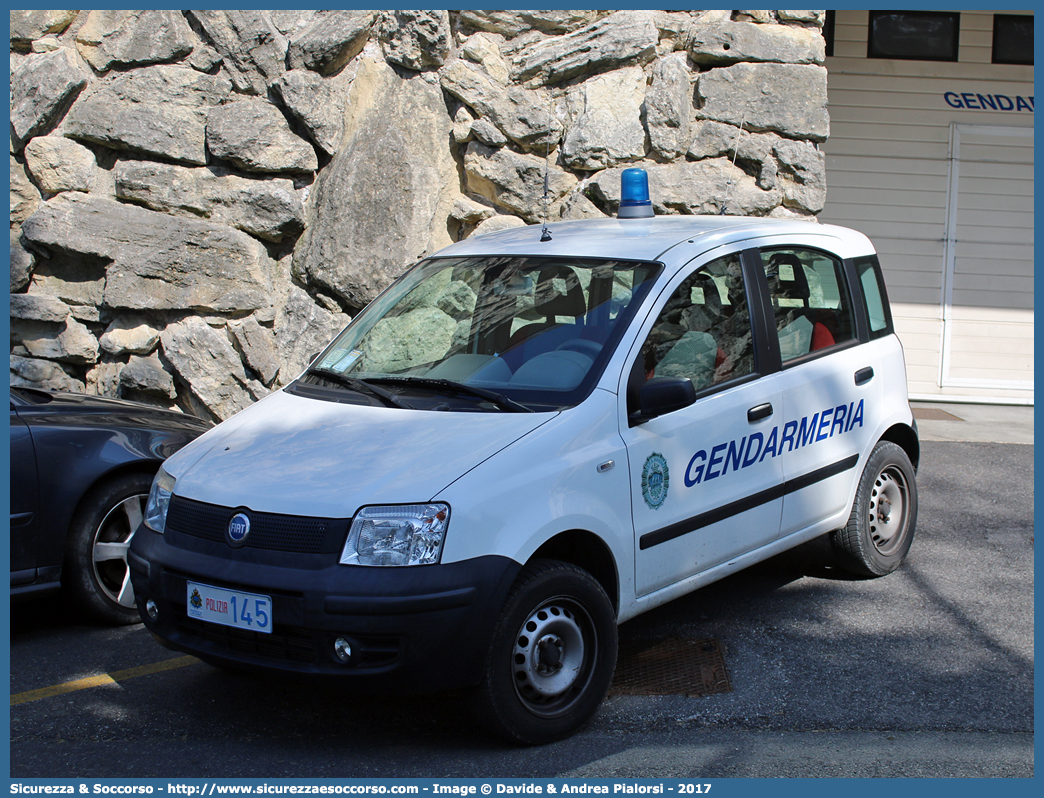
[820,9,1033,404]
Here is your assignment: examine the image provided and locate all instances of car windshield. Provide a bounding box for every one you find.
[301,256,661,411]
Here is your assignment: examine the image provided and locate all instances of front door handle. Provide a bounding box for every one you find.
[747,403,773,422]
[855,367,874,386]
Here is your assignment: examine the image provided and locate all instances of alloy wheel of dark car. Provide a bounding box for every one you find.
[65,472,154,626]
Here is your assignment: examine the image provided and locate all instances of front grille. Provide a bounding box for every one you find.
[167,495,348,554]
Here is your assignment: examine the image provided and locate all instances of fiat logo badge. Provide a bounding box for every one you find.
[227,512,251,548]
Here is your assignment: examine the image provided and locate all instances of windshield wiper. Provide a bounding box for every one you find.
[371,377,534,413]
[309,369,413,409]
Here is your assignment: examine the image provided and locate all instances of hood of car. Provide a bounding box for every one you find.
[11,387,212,432]
[164,389,555,519]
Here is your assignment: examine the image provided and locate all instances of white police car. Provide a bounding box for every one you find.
[129,170,918,745]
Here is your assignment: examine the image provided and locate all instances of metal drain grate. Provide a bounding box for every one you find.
[610,637,731,697]
[912,407,963,421]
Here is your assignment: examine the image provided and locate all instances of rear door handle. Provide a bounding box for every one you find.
[747,403,773,422]
[855,367,874,386]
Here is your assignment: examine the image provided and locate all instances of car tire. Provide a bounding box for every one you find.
[471,559,618,745]
[64,472,154,626]
[831,441,917,577]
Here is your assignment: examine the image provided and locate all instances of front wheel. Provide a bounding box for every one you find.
[471,559,618,745]
[64,472,154,625]
[831,441,918,577]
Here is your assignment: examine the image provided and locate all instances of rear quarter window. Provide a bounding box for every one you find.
[852,255,894,338]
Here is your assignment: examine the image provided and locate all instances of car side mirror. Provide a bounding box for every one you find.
[635,376,696,422]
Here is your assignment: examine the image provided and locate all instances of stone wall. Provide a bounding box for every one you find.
[9,9,827,421]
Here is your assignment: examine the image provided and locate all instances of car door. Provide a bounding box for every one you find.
[620,249,784,597]
[10,403,40,579]
[755,245,880,537]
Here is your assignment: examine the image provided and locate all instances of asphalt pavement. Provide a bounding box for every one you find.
[8,402,1034,779]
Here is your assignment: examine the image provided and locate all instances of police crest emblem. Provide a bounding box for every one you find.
[641,453,670,509]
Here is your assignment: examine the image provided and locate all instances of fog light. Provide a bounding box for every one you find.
[145,599,159,621]
[333,637,353,664]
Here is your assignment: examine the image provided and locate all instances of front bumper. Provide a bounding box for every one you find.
[128,525,520,691]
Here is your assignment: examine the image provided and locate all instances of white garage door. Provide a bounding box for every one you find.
[941,124,1034,394]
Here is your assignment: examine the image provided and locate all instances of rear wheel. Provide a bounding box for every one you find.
[64,472,153,625]
[471,559,617,745]
[831,441,917,576]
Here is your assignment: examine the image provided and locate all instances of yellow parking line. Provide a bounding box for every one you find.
[11,655,200,706]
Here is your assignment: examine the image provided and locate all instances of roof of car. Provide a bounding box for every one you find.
[435,215,876,263]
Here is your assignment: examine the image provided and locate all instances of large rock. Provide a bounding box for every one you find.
[229,315,281,385]
[464,142,578,222]
[99,315,162,356]
[687,119,742,160]
[645,53,693,162]
[24,247,107,308]
[294,58,461,309]
[10,241,35,293]
[10,354,84,393]
[9,293,71,323]
[696,62,829,142]
[115,161,304,243]
[160,316,267,419]
[10,49,88,147]
[75,10,194,71]
[470,215,528,237]
[272,70,347,155]
[186,10,287,96]
[378,10,451,71]
[286,10,374,75]
[562,67,647,170]
[64,66,231,165]
[121,354,177,399]
[513,10,659,86]
[439,59,562,152]
[23,136,96,194]
[21,193,272,313]
[273,286,351,385]
[12,316,99,365]
[588,160,781,216]
[688,20,826,66]
[458,11,605,39]
[10,10,77,50]
[461,33,512,84]
[11,156,41,225]
[207,99,319,174]
[86,362,123,398]
[772,136,827,214]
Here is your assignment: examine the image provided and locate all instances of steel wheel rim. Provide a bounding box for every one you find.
[92,493,146,608]
[511,597,596,717]
[868,466,908,555]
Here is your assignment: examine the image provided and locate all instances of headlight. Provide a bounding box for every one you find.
[340,504,449,566]
[143,467,176,533]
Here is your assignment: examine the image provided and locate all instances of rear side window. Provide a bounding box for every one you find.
[852,255,894,338]
[759,248,856,363]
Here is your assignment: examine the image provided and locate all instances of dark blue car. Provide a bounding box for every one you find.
[10,387,211,624]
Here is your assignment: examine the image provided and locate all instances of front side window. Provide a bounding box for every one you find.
[639,253,755,393]
[301,256,661,411]
[760,248,855,363]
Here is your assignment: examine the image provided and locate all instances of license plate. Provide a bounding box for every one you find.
[187,582,272,634]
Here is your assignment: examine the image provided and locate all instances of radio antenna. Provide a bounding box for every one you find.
[720,108,748,216]
[540,90,553,242]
